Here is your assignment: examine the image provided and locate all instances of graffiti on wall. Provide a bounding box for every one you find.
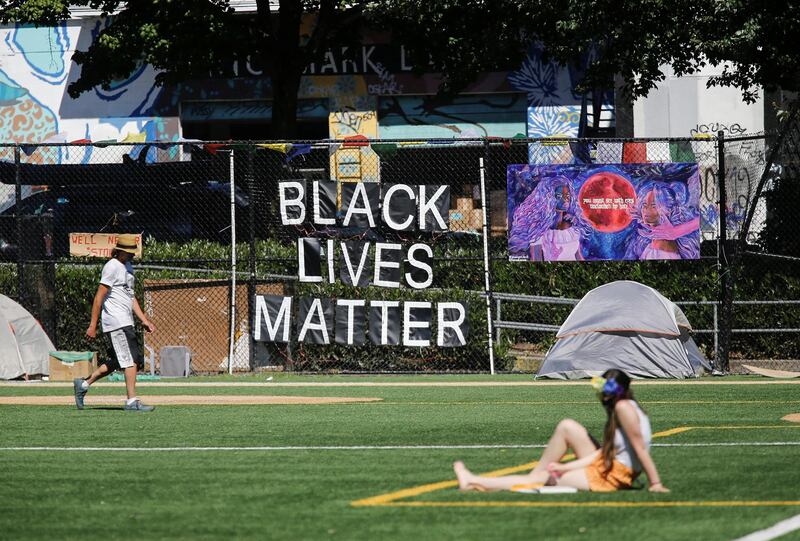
[377,95,527,139]
[0,21,180,163]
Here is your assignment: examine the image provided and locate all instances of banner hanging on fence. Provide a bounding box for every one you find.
[252,180,468,348]
[507,163,701,261]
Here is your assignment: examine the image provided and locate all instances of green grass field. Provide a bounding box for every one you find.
[2,376,799,540]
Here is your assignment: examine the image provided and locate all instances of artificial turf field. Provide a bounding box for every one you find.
[1,376,799,540]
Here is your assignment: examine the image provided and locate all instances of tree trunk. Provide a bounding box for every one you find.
[255,0,303,139]
[270,72,301,139]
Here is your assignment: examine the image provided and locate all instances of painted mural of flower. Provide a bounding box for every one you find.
[527,106,580,164]
[508,44,580,108]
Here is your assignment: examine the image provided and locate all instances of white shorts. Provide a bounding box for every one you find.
[105,326,142,370]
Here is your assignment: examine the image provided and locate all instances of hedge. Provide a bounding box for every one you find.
[7,236,800,370]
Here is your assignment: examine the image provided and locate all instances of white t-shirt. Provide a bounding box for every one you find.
[99,258,135,332]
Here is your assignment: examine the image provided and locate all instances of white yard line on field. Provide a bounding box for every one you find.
[3,380,800,388]
[733,513,800,541]
[0,441,799,452]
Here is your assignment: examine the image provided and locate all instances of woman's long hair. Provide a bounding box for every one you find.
[599,369,635,473]
[508,174,592,257]
[623,181,700,260]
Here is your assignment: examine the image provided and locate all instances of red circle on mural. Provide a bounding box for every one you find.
[578,172,636,233]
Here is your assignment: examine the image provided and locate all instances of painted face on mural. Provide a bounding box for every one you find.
[642,190,660,226]
[554,185,571,212]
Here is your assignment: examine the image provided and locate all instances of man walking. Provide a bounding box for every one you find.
[74,234,155,411]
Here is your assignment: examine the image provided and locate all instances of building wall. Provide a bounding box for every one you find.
[633,64,764,138]
[633,64,767,239]
[0,18,601,166]
[0,19,179,163]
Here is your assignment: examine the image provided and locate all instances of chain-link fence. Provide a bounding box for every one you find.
[1,126,798,375]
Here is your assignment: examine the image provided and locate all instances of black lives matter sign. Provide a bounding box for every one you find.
[253,180,469,348]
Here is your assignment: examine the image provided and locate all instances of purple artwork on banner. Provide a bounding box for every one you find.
[507,163,701,261]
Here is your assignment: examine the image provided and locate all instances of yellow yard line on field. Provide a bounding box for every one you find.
[379,501,800,509]
[351,460,541,507]
[378,400,800,406]
[651,426,694,437]
[352,423,800,508]
[651,424,800,439]
[351,480,460,506]
[699,425,800,428]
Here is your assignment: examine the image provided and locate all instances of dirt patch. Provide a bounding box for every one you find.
[742,365,800,379]
[782,414,800,423]
[0,395,382,406]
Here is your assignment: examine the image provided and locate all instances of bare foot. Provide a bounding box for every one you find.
[453,460,475,491]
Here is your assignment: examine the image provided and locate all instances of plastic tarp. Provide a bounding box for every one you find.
[538,281,710,379]
[49,351,94,363]
[0,294,54,379]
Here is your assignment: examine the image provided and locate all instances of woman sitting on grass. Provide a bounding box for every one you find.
[453,369,669,493]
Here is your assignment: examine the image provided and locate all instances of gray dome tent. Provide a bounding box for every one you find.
[537,281,710,379]
[0,294,54,379]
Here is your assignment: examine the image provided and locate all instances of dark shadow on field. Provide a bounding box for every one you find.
[84,406,126,411]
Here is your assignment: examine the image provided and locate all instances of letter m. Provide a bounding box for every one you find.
[254,295,293,342]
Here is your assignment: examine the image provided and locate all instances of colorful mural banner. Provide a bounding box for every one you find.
[507,163,701,262]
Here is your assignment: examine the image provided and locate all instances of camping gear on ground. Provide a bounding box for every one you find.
[48,351,98,381]
[537,280,710,379]
[0,294,55,379]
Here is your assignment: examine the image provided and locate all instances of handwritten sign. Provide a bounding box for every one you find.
[69,233,143,258]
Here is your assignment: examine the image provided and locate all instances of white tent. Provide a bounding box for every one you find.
[537,281,711,379]
[0,294,54,379]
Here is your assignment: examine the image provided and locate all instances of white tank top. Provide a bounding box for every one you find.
[641,244,681,260]
[613,400,651,471]
[533,227,582,261]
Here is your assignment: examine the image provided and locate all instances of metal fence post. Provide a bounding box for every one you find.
[246,145,256,371]
[717,130,731,372]
[479,153,495,374]
[14,145,22,304]
[228,149,236,375]
[495,297,502,344]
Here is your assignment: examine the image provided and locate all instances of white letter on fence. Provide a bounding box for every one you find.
[313,181,335,225]
[403,301,432,347]
[254,295,293,342]
[337,299,365,345]
[279,181,306,225]
[343,183,376,228]
[298,298,329,343]
[371,300,400,345]
[437,302,467,347]
[405,243,433,289]
[418,185,448,231]
[326,239,336,283]
[373,243,402,288]
[298,238,323,283]
[341,241,371,285]
[383,184,416,230]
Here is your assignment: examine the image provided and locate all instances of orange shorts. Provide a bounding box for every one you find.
[584,454,635,492]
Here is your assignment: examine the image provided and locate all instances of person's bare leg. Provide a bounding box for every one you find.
[453,419,597,491]
[529,419,597,476]
[124,365,137,400]
[454,461,542,491]
[556,469,591,490]
[85,364,111,385]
